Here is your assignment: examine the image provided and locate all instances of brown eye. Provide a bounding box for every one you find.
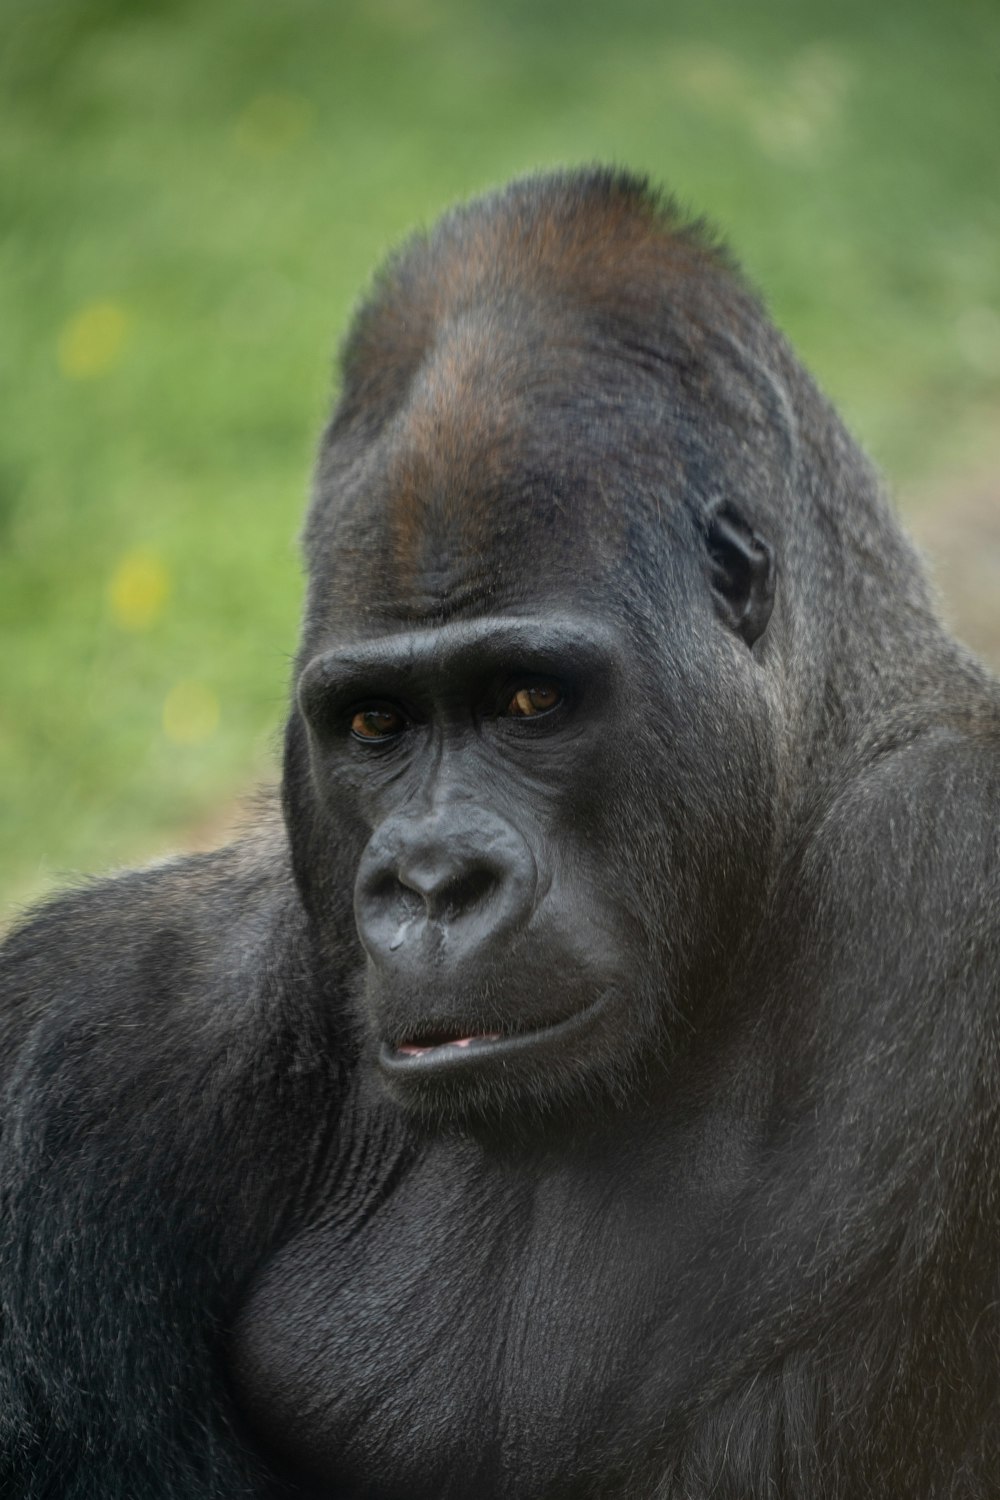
[351,705,405,741]
[506,683,562,718]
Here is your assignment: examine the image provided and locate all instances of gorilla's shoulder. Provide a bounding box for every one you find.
[0,810,306,1064]
[805,721,1000,942]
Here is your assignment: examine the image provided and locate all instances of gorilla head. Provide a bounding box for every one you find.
[279,170,845,1132]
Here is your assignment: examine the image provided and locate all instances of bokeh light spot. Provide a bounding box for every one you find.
[108,550,171,631]
[670,43,851,163]
[57,301,130,380]
[162,681,220,745]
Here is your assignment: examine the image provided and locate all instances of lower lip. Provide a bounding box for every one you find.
[378,994,611,1078]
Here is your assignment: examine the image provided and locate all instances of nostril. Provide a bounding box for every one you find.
[435,866,496,921]
[367,871,425,922]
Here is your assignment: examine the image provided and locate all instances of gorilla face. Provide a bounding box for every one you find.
[286,274,781,1130]
[297,604,646,1124]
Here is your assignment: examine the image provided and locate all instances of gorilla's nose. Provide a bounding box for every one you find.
[354,812,538,971]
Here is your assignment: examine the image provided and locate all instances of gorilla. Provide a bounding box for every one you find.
[2,168,999,1500]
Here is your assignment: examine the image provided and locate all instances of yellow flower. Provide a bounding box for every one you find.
[108,551,171,631]
[58,301,130,379]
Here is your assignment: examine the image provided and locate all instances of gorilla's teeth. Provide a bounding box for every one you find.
[396,1031,504,1057]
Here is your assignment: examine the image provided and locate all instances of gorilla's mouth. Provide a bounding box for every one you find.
[379,993,611,1077]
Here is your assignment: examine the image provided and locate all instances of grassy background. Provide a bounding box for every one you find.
[2,0,999,918]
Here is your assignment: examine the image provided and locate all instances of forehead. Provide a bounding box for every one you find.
[311,302,686,631]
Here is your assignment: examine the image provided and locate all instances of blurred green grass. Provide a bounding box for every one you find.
[2,0,999,916]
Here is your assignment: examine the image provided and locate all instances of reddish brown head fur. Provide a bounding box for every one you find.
[310,169,765,627]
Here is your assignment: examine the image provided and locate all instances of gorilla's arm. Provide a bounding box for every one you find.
[756,726,1000,1329]
[0,832,336,1500]
[611,728,1000,1497]
[677,726,1000,1491]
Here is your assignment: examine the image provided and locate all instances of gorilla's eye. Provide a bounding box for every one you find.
[506,683,563,718]
[351,705,406,741]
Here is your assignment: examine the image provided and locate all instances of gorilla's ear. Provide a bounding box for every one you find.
[703,502,775,650]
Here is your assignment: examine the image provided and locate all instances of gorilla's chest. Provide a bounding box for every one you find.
[231,1139,687,1500]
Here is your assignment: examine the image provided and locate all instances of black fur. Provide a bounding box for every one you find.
[3,169,999,1499]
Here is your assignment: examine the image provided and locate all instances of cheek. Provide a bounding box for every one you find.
[536,870,644,996]
[308,737,391,832]
[471,739,659,963]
